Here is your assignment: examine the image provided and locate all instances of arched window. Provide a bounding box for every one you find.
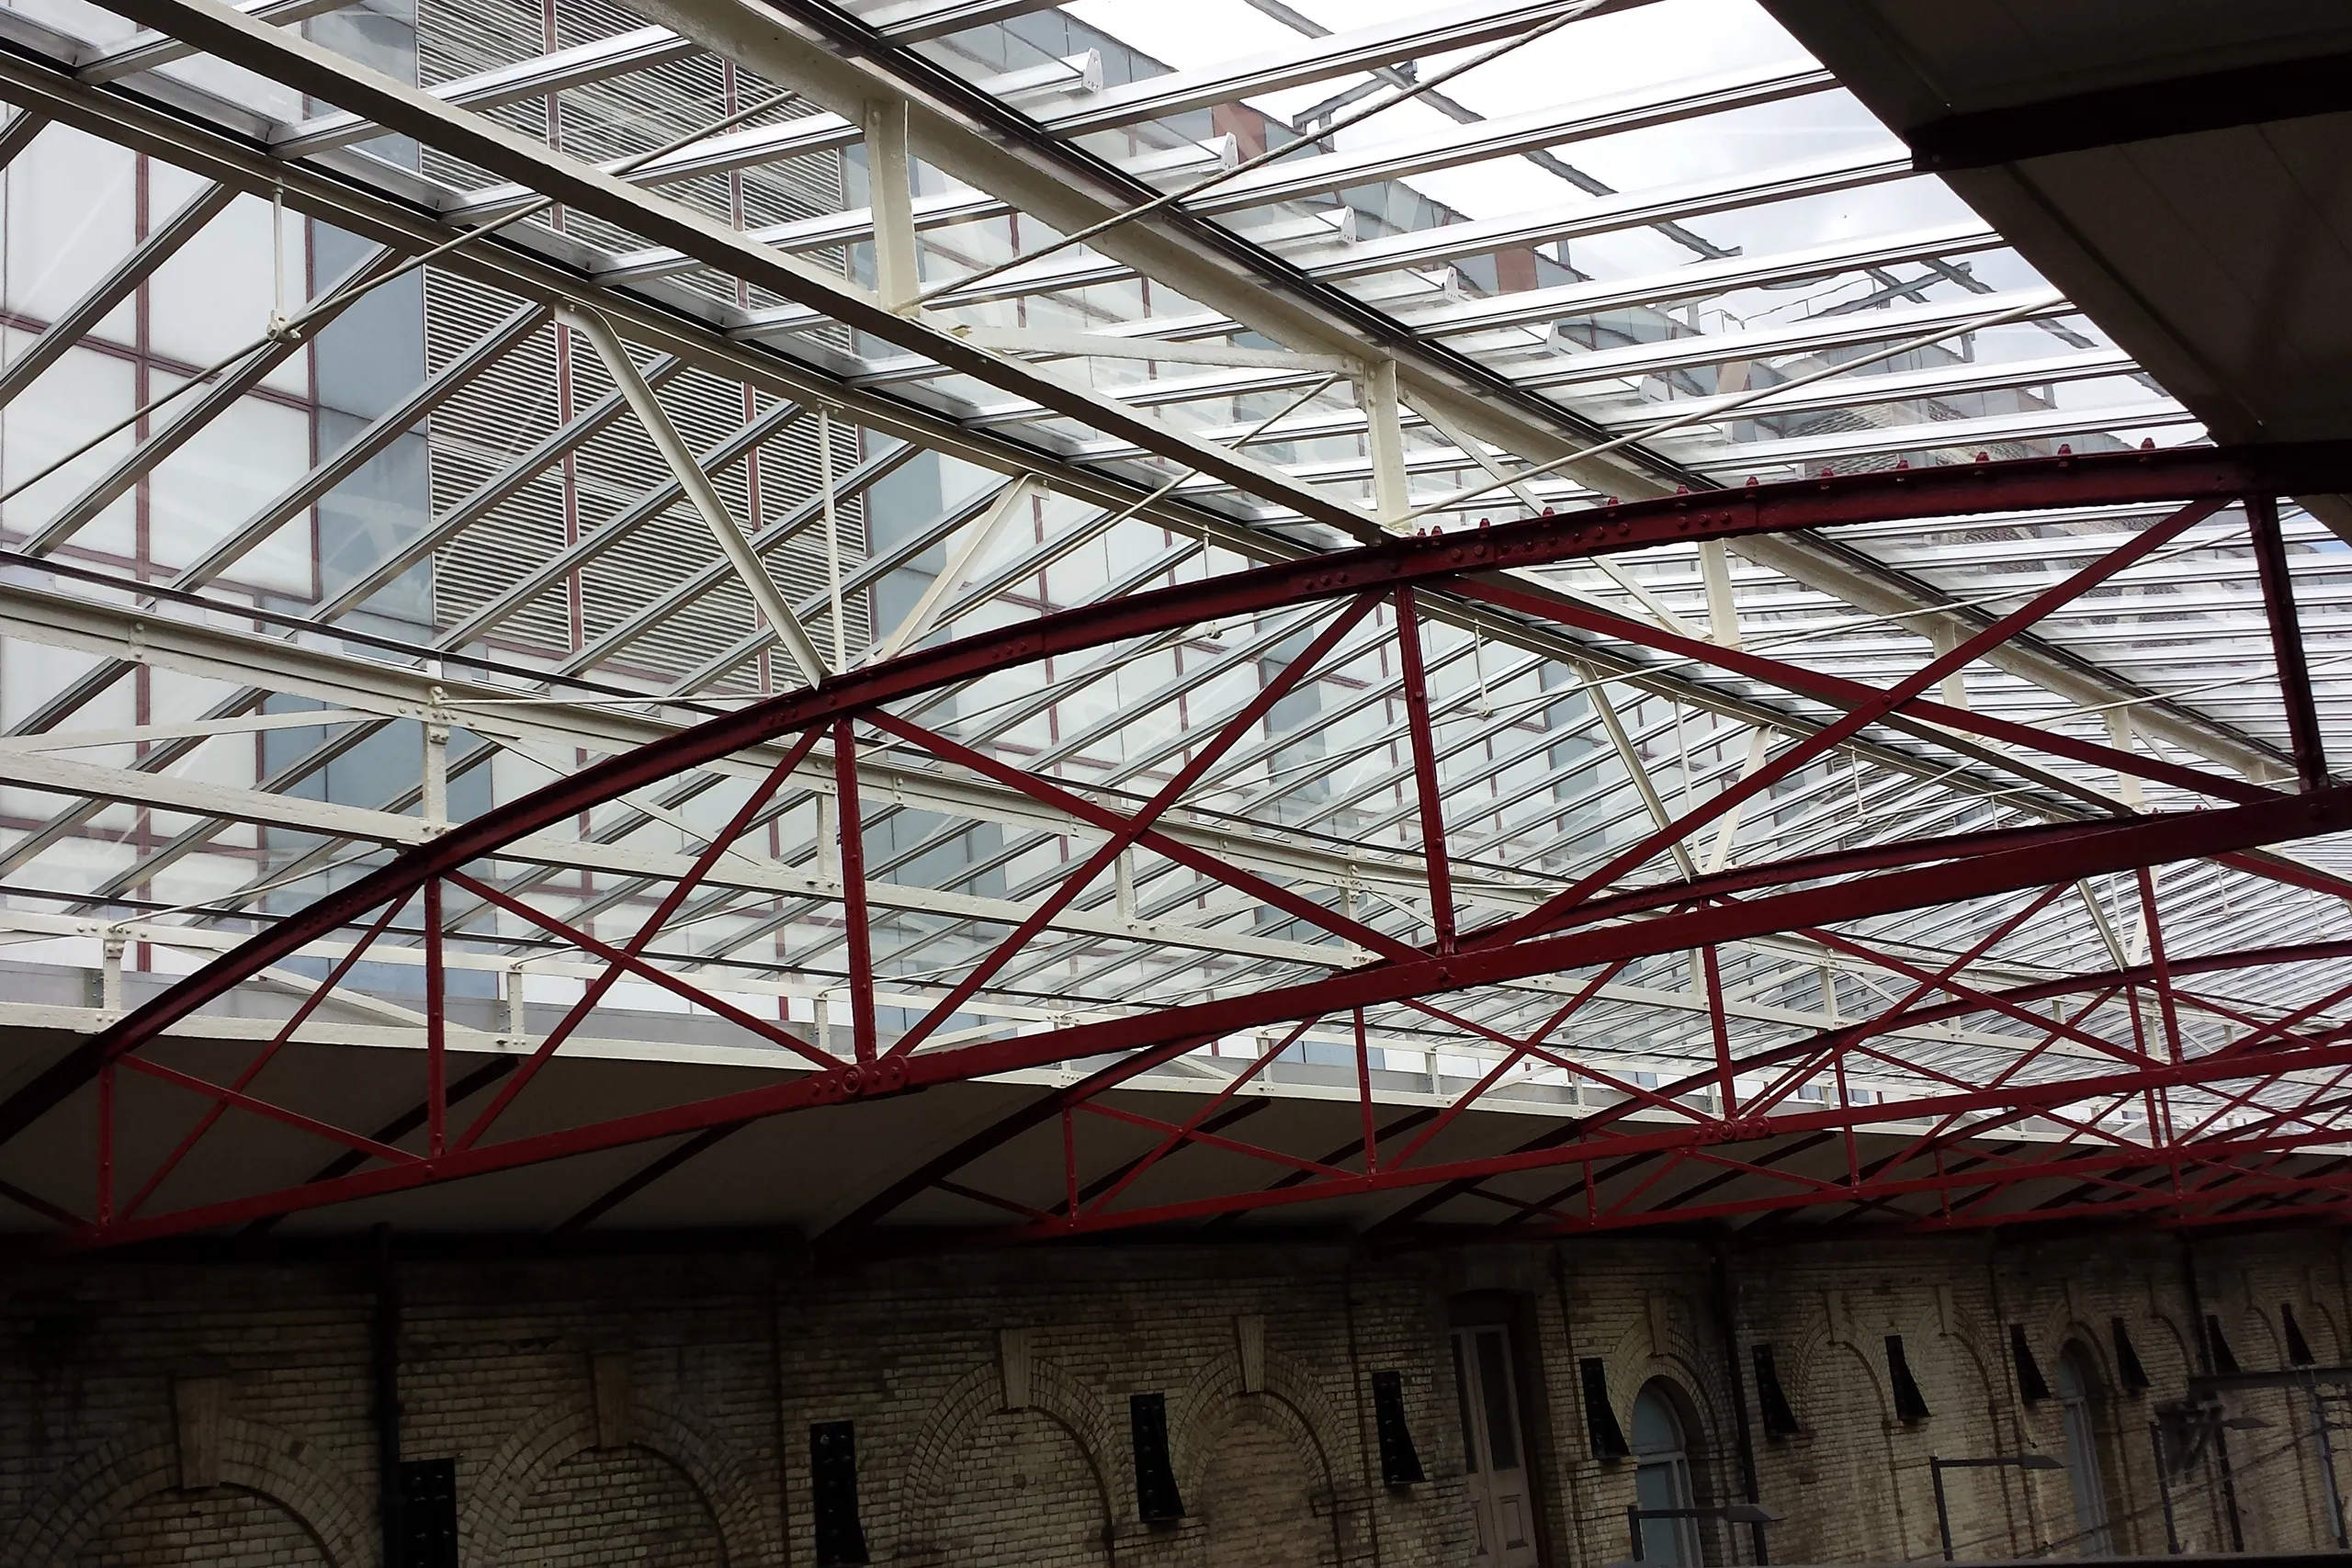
[2055,1347,2113,1556]
[1632,1382,1703,1566]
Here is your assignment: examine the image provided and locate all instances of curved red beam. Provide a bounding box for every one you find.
[8,445,2352,1235]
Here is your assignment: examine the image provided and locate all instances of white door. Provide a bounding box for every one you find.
[1453,1325,1542,1567]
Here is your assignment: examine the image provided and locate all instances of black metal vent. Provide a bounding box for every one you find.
[1886,1334,1931,1422]
[1752,1343,1802,1438]
[1371,1371,1425,1487]
[1130,1393,1184,1522]
[1578,1357,1631,1458]
[810,1420,869,1566]
[2205,1314,2242,1376]
[397,1458,458,1568]
[2284,1303,2316,1366]
[2009,1325,2052,1403]
[2110,1317,2151,1393]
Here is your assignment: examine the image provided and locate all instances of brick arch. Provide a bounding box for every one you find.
[464,1395,775,1566]
[1183,1387,1340,1568]
[1637,1307,1734,1441]
[1935,1316,1999,1407]
[1592,1315,1728,1452]
[2236,1302,2287,1364]
[1166,1344,1350,1496]
[2044,1317,2120,1394]
[890,1355,1118,1551]
[2301,1298,2345,1362]
[4,1416,368,1568]
[1787,1325,1893,1426]
[1938,1304,2001,1389]
[2137,1311,2197,1390]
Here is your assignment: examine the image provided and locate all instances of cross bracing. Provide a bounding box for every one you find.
[0,0,2344,1246]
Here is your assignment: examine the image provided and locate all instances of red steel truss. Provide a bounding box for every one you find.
[8,442,2352,1249]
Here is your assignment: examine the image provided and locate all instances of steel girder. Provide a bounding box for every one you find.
[6,450,2352,1249]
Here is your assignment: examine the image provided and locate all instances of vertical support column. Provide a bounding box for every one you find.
[2177,1238,2246,1552]
[1700,538,1741,647]
[505,963,528,1043]
[424,878,447,1156]
[1927,621,1971,711]
[2107,711,2146,810]
[832,720,877,1064]
[1392,588,1455,953]
[371,1224,402,1568]
[2150,1422,2182,1554]
[2247,493,2329,790]
[420,716,449,831]
[96,1060,115,1225]
[1364,357,1410,528]
[2311,1372,2348,1550]
[100,929,125,1013]
[1114,849,1136,926]
[1353,1008,1377,1173]
[864,99,919,311]
[1711,1241,1769,1564]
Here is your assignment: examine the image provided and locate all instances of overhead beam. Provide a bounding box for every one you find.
[1908,49,2352,172]
[1032,0,1640,136]
[625,0,1673,503]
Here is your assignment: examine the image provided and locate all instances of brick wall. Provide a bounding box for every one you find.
[3,1229,2345,1567]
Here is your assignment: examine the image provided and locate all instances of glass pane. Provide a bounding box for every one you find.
[1632,1385,1682,1454]
[1638,1459,1693,1566]
[1476,1330,1520,1471]
[1452,1335,1480,1474]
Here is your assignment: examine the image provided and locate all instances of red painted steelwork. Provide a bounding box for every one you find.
[14,444,2336,1152]
[40,783,2352,1248]
[7,450,2352,1247]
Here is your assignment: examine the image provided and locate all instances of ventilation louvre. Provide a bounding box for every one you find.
[1752,1342,1802,1438]
[1372,1370,1426,1487]
[1578,1356,1631,1458]
[1886,1334,1931,1422]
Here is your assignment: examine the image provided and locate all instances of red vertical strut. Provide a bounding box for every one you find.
[424,876,447,1157]
[96,1062,115,1226]
[1392,587,1456,953]
[834,718,878,1064]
